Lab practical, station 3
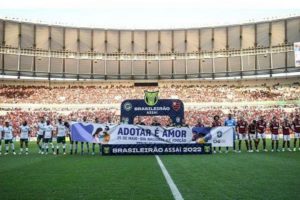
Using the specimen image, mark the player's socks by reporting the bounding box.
[56,148,59,155]
[25,148,28,154]
[275,141,279,151]
[263,139,266,150]
[5,144,9,153]
[20,148,23,154]
[87,143,90,153]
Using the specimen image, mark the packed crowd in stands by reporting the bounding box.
[0,83,300,104]
[1,106,299,135]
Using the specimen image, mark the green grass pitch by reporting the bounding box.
[0,141,300,200]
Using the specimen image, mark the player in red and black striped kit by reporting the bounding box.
[281,118,292,152]
[292,114,300,151]
[269,116,280,152]
[236,116,249,152]
[212,115,222,153]
[256,116,268,152]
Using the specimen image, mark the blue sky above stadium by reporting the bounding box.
[0,0,300,29]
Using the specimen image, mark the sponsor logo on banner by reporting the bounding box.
[172,101,181,111]
[144,91,159,106]
[123,102,132,111]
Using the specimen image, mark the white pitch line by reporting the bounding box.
[155,155,184,200]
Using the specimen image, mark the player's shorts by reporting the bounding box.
[20,138,29,143]
[256,133,266,139]
[57,136,66,144]
[295,133,300,139]
[271,134,279,141]
[248,134,256,140]
[4,139,13,144]
[238,133,248,140]
[283,135,290,141]
[37,135,44,140]
[43,138,51,143]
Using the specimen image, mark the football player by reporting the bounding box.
[248,120,257,152]
[36,117,46,154]
[19,120,31,155]
[269,116,280,152]
[224,114,236,153]
[42,120,54,155]
[80,116,90,155]
[92,127,103,155]
[212,115,222,153]
[3,120,16,155]
[0,120,3,155]
[56,117,67,155]
[281,117,292,152]
[256,116,268,152]
[236,116,249,153]
[292,114,300,151]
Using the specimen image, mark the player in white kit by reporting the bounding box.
[19,121,31,155]
[42,120,54,155]
[36,117,46,153]
[3,121,16,155]
[56,118,67,155]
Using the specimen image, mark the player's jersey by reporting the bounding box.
[195,123,204,127]
[44,125,53,139]
[282,122,291,135]
[212,121,222,127]
[56,123,66,137]
[237,120,248,134]
[292,119,300,133]
[20,125,30,139]
[0,125,3,139]
[37,122,46,136]
[3,126,13,140]
[248,123,256,134]
[225,119,236,127]
[256,120,267,133]
[270,121,280,135]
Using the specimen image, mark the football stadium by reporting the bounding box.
[0,1,300,199]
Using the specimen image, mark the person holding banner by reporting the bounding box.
[256,116,268,152]
[151,117,161,126]
[135,116,145,125]
[212,115,222,153]
[181,118,189,127]
[195,119,204,128]
[166,118,176,127]
[236,116,249,153]
[92,127,103,155]
[80,116,90,155]
[224,114,236,153]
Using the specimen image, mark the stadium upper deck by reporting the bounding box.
[0,16,300,80]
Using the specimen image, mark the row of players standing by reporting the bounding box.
[0,116,111,155]
[195,114,300,153]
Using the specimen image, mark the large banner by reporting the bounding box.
[70,122,233,155]
[295,42,300,67]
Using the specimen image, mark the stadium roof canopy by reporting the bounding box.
[1,0,300,29]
